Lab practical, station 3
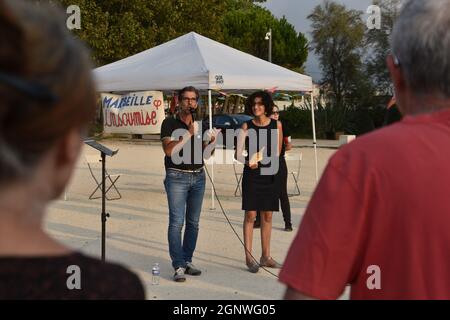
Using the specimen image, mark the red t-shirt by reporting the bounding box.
[279,108,450,300]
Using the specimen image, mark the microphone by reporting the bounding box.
[190,107,197,121]
[188,107,202,139]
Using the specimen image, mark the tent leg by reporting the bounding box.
[208,90,215,210]
[311,93,319,182]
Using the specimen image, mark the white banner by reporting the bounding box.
[101,91,165,134]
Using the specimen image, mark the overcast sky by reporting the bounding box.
[262,0,373,82]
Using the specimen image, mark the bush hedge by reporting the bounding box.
[280,103,387,139]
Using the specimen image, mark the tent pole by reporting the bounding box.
[311,92,319,182]
[208,90,215,210]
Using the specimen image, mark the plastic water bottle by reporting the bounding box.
[152,263,160,285]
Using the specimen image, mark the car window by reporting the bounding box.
[233,115,253,125]
[215,116,232,126]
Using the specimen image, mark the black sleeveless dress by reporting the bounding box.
[241,119,280,211]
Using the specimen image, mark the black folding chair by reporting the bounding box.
[233,158,244,197]
[85,155,122,200]
[285,152,302,197]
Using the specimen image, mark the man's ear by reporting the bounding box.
[387,55,405,93]
[387,55,408,114]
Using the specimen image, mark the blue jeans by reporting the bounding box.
[164,168,206,269]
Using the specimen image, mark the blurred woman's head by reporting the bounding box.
[0,0,96,200]
[270,106,280,121]
[245,91,274,118]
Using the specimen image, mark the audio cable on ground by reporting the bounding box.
[204,165,280,279]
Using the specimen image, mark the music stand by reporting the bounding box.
[84,139,119,261]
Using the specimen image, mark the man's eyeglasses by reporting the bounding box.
[182,97,198,102]
[0,71,58,103]
[273,111,279,115]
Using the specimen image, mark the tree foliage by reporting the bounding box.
[222,6,308,71]
[366,0,403,95]
[45,0,306,72]
[307,0,403,136]
[308,1,366,109]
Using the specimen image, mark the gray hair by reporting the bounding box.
[391,0,450,98]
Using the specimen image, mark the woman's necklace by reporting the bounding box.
[254,116,270,127]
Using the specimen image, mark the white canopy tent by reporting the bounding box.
[94,32,313,92]
[94,32,319,208]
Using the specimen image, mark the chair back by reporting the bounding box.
[284,152,302,178]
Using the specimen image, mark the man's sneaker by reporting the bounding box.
[185,262,202,276]
[173,267,186,282]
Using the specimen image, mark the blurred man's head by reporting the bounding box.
[0,0,96,201]
[388,0,450,115]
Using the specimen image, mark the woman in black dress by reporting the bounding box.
[255,105,293,231]
[236,91,283,273]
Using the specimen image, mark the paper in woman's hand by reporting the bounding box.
[249,146,265,167]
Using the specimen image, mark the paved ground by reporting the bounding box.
[46,139,349,300]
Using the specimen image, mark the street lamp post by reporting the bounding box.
[265,28,272,63]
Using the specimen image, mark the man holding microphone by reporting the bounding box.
[160,86,219,282]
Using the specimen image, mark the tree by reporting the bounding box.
[308,1,366,109]
[366,0,403,95]
[308,1,366,134]
[43,0,306,72]
[222,6,308,71]
[274,17,308,73]
[145,0,229,45]
[49,0,230,65]
[51,0,156,65]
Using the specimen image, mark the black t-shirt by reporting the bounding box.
[0,252,145,300]
[160,114,206,171]
[280,120,291,158]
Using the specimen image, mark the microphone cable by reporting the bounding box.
[203,164,280,279]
